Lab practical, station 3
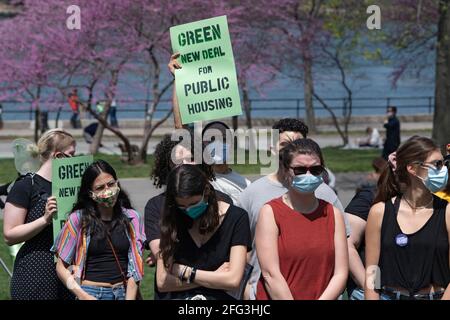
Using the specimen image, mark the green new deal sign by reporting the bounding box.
[52,155,93,241]
[170,15,242,124]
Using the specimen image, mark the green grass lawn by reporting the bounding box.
[0,147,381,184]
[0,221,13,300]
[0,220,155,300]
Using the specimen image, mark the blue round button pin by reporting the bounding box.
[395,233,409,247]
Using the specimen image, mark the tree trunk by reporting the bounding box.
[82,101,135,162]
[89,70,120,154]
[433,0,450,152]
[89,109,108,154]
[313,92,346,145]
[303,56,317,134]
[139,109,173,163]
[241,80,253,129]
[34,108,40,143]
[33,86,42,143]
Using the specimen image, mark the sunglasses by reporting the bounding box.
[414,159,449,171]
[55,152,73,159]
[290,165,324,176]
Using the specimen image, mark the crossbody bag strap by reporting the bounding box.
[106,235,128,288]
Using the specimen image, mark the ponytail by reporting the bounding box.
[373,163,401,203]
[373,136,440,204]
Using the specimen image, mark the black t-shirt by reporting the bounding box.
[345,185,376,293]
[84,220,130,284]
[345,186,376,222]
[144,192,166,248]
[144,190,234,300]
[170,204,252,300]
[6,174,51,212]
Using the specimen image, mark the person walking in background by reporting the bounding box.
[68,89,81,129]
[382,106,400,160]
[255,139,348,300]
[365,136,450,300]
[52,160,145,300]
[156,164,251,300]
[3,129,76,300]
[109,99,119,128]
[96,100,105,114]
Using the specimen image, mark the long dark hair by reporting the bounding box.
[72,160,133,237]
[374,136,440,203]
[160,164,219,267]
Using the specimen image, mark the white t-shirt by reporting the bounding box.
[211,170,251,205]
[369,128,382,146]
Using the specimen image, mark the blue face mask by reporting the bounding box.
[419,166,448,193]
[181,197,209,220]
[207,141,230,164]
[292,174,323,193]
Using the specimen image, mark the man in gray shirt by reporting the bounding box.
[237,119,350,300]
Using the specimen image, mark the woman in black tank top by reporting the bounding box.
[365,136,450,300]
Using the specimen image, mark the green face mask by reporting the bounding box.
[90,186,120,208]
[183,200,209,220]
[179,193,209,220]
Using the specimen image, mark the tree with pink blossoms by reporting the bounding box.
[0,0,278,162]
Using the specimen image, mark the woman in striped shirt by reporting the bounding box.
[52,160,145,300]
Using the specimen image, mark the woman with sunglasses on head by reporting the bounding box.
[156,164,251,300]
[256,138,349,300]
[52,160,145,300]
[3,129,76,300]
[365,136,450,300]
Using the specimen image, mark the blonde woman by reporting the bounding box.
[3,129,76,300]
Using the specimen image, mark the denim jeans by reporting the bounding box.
[81,284,126,300]
[70,112,80,128]
[109,107,118,127]
[349,288,391,300]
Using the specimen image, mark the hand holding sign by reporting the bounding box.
[168,53,182,76]
[170,15,242,125]
[44,196,58,225]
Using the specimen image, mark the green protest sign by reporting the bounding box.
[170,15,242,124]
[52,155,93,241]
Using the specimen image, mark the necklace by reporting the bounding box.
[402,195,433,212]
